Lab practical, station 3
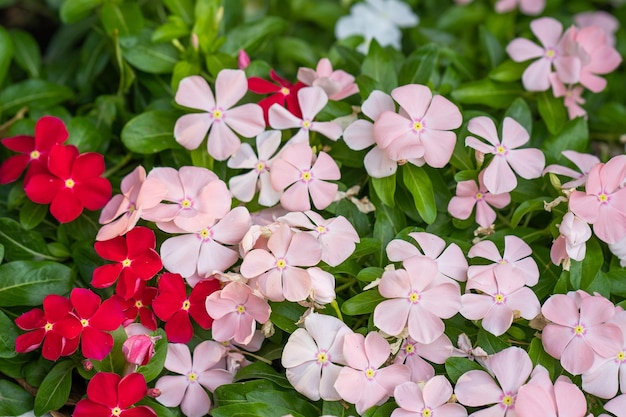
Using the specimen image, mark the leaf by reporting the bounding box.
[10,30,41,78]
[101,2,144,37]
[607,269,626,297]
[357,267,384,282]
[60,0,103,23]
[0,380,34,417]
[341,290,385,316]
[398,44,438,85]
[479,26,504,69]
[19,199,48,230]
[451,79,521,109]
[234,362,291,388]
[246,391,318,417]
[92,326,128,374]
[504,97,532,136]
[136,329,167,382]
[476,328,510,354]
[121,110,181,154]
[206,52,238,78]
[569,237,603,291]
[275,37,317,67]
[120,29,179,74]
[488,60,525,82]
[537,91,567,135]
[269,301,306,333]
[0,244,4,263]
[402,164,437,224]
[211,403,304,417]
[0,218,55,261]
[152,16,190,43]
[445,357,484,383]
[163,0,194,25]
[0,261,73,306]
[351,238,381,259]
[528,338,556,379]
[0,310,18,358]
[371,174,396,207]
[373,203,406,266]
[0,27,14,86]
[66,116,104,152]
[33,360,74,416]
[221,16,287,55]
[510,197,547,228]
[541,117,589,164]
[361,39,398,93]
[136,397,181,417]
[0,79,73,115]
[214,379,281,406]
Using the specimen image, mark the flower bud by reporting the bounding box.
[82,359,93,371]
[147,388,161,398]
[122,334,156,366]
[238,50,250,69]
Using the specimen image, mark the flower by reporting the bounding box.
[74,372,156,417]
[549,74,587,120]
[297,58,359,100]
[465,116,545,194]
[173,71,265,160]
[248,69,304,124]
[448,173,511,228]
[574,25,622,93]
[281,313,353,401]
[603,395,626,417]
[495,0,545,15]
[574,11,619,46]
[393,376,467,417]
[394,335,457,382]
[114,284,158,330]
[543,150,600,189]
[550,212,592,266]
[123,334,157,366]
[24,144,112,223]
[155,341,233,417]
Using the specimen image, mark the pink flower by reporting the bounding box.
[455,347,532,417]
[543,150,600,189]
[297,58,359,100]
[569,155,626,244]
[393,335,457,382]
[237,49,250,69]
[205,281,270,345]
[173,71,265,160]
[123,334,157,366]
[373,258,461,344]
[604,395,626,417]
[495,0,545,15]
[269,86,343,144]
[270,143,340,211]
[240,223,322,302]
[465,116,545,194]
[373,84,462,168]
[506,17,581,91]
[448,173,511,228]
[392,376,467,417]
[574,11,619,46]
[334,331,410,415]
[227,130,282,206]
[155,341,233,417]
[609,235,626,268]
[278,210,359,267]
[550,212,592,266]
[549,74,587,120]
[574,25,622,93]
[281,313,353,401]
[342,90,398,178]
[541,292,623,375]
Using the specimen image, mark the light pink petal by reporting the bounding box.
[502,235,531,262]
[460,294,493,320]
[483,156,517,194]
[475,201,498,228]
[455,370,503,406]
[492,347,532,393]
[374,299,411,336]
[270,159,302,192]
[281,267,312,301]
[228,142,257,169]
[531,17,563,47]
[225,104,265,138]
[516,382,557,417]
[364,331,392,369]
[541,294,578,325]
[373,111,412,150]
[362,90,395,120]
[467,117,500,147]
[465,136,494,154]
[229,170,259,202]
[155,375,188,407]
[420,283,461,318]
[482,304,514,336]
[308,180,338,210]
[207,121,240,161]
[420,129,457,168]
[211,207,251,244]
[215,69,247,110]
[175,76,215,111]
[522,58,551,91]
[501,117,530,149]
[161,235,202,278]
[386,239,420,262]
[394,381,424,412]
[285,231,322,266]
[586,323,623,358]
[448,196,476,221]
[392,84,433,119]
[257,172,282,206]
[304,313,352,355]
[580,296,616,326]
[569,193,600,224]
[417,334,455,364]
[423,95,462,130]
[193,340,226,372]
[198,369,232,392]
[554,56,581,85]
[554,378,587,417]
[605,394,626,417]
[468,240,501,262]
[269,104,302,130]
[408,308,445,344]
[312,151,340,180]
[197,240,239,276]
[165,343,193,374]
[298,86,328,119]
[561,335,595,375]
[582,358,619,399]
[506,38,544,62]
[364,146,398,178]
[180,382,211,417]
[506,287,541,319]
[312,121,343,141]
[541,323,575,360]
[342,333,368,370]
[343,120,375,150]
[422,375,454,407]
[437,244,468,282]
[318,363,344,401]
[282,328,318,368]
[240,249,276,278]
[174,113,212,150]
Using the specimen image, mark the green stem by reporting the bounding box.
[330,299,344,322]
[104,153,133,178]
[235,349,273,365]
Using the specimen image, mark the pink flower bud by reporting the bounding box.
[238,49,250,69]
[147,388,161,398]
[122,334,155,366]
[82,359,93,371]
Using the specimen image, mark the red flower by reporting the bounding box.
[14,295,82,361]
[92,227,163,299]
[152,273,220,343]
[24,144,112,223]
[0,116,68,184]
[248,70,305,124]
[114,283,158,330]
[70,288,125,360]
[73,372,156,417]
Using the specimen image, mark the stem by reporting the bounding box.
[330,299,344,322]
[103,153,133,178]
[235,349,273,365]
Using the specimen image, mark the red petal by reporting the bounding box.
[15,308,45,330]
[35,116,69,150]
[47,144,78,179]
[0,154,30,183]
[129,250,162,280]
[54,316,83,339]
[121,406,157,417]
[139,308,157,331]
[90,298,124,331]
[189,279,221,329]
[92,263,124,288]
[15,330,45,353]
[41,331,64,361]
[117,269,142,300]
[43,295,74,322]
[152,273,187,321]
[60,334,80,356]
[1,135,34,152]
[126,227,157,256]
[87,372,120,407]
[71,288,101,319]
[75,177,112,210]
[72,152,105,180]
[81,326,114,360]
[50,188,84,223]
[95,236,129,261]
[164,310,193,343]
[118,373,147,409]
[141,287,158,305]
[248,77,280,94]
[24,174,62,204]
[73,399,112,417]
[269,69,293,87]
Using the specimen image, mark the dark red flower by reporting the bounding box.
[73,372,156,417]
[14,294,82,361]
[0,116,68,184]
[248,70,304,124]
[114,283,158,330]
[70,288,125,360]
[92,227,163,300]
[152,273,220,343]
[24,144,112,223]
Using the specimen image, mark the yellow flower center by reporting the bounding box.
[598,193,608,203]
[111,407,122,416]
[494,293,505,304]
[212,109,223,120]
[302,120,311,129]
[412,120,423,132]
[574,324,585,336]
[199,229,211,239]
[182,300,191,311]
[301,171,312,182]
[188,372,198,382]
[30,150,40,160]
[496,145,506,155]
[135,300,143,308]
[365,368,376,380]
[475,192,483,200]
[276,258,287,270]
[315,225,326,234]
[180,198,192,209]
[499,259,508,265]
[65,178,75,188]
[422,407,432,417]
[317,351,328,364]
[122,258,132,268]
[80,319,89,327]
[404,343,415,354]
[545,48,556,58]
[236,304,246,314]
[280,87,290,96]
[408,291,420,304]
[255,162,266,172]
[502,395,514,407]
[617,351,625,362]
[44,322,53,332]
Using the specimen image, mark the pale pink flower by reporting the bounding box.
[392,376,467,417]
[516,365,590,417]
[569,155,626,244]
[604,394,626,417]
[269,86,343,144]
[297,58,359,101]
[373,84,462,168]
[237,49,250,69]
[307,267,336,305]
[173,71,265,160]
[455,347,532,417]
[541,292,623,375]
[447,173,511,228]
[278,211,359,267]
[467,235,539,287]
[239,223,322,302]
[281,313,353,401]
[97,166,167,241]
[334,332,410,415]
[574,25,622,93]
[142,166,232,233]
[373,258,461,344]
[609,235,626,268]
[574,11,619,46]
[550,211,592,265]
[205,281,270,345]
[543,150,600,189]
[461,267,540,336]
[465,116,545,194]
[549,74,586,120]
[386,231,468,285]
[454,334,490,369]
[394,335,457,382]
[160,207,251,279]
[270,143,340,211]
[155,341,233,417]
[506,17,581,91]
[343,90,397,178]
[495,0,545,15]
[227,130,282,206]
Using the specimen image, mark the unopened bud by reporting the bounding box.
[122,334,156,366]
[147,388,161,398]
[261,320,275,338]
[238,50,250,69]
[191,33,199,51]
[474,150,485,167]
[82,359,93,371]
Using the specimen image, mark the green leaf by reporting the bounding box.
[136,329,167,383]
[24,357,54,388]
[371,174,396,207]
[445,357,484,383]
[33,360,74,416]
[479,26,504,69]
[0,79,73,115]
[402,164,437,224]
[451,79,521,109]
[246,390,318,417]
[101,2,144,37]
[92,326,128,374]
[10,30,41,78]
[0,218,55,261]
[398,44,438,85]
[214,379,282,406]
[361,39,398,93]
[152,16,190,43]
[351,238,381,258]
[537,91,567,135]
[192,0,221,54]
[120,29,179,74]
[0,261,73,306]
[362,402,397,417]
[586,270,611,298]
[607,269,626,297]
[171,60,201,92]
[121,110,181,154]
[269,301,307,333]
[66,116,104,152]
[0,27,14,86]
[504,97,532,136]
[569,237,603,291]
[373,203,406,266]
[357,267,384,283]
[0,244,4,263]
[136,397,181,417]
[542,117,589,164]
[163,0,194,25]
[0,310,18,358]
[342,290,385,316]
[276,37,317,67]
[510,197,547,228]
[234,362,291,388]
[488,60,525,82]
[206,52,238,78]
[19,199,48,230]
[60,0,103,23]
[221,16,287,55]
[211,403,304,417]
[0,380,34,417]
[476,328,510,354]
[528,338,556,378]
